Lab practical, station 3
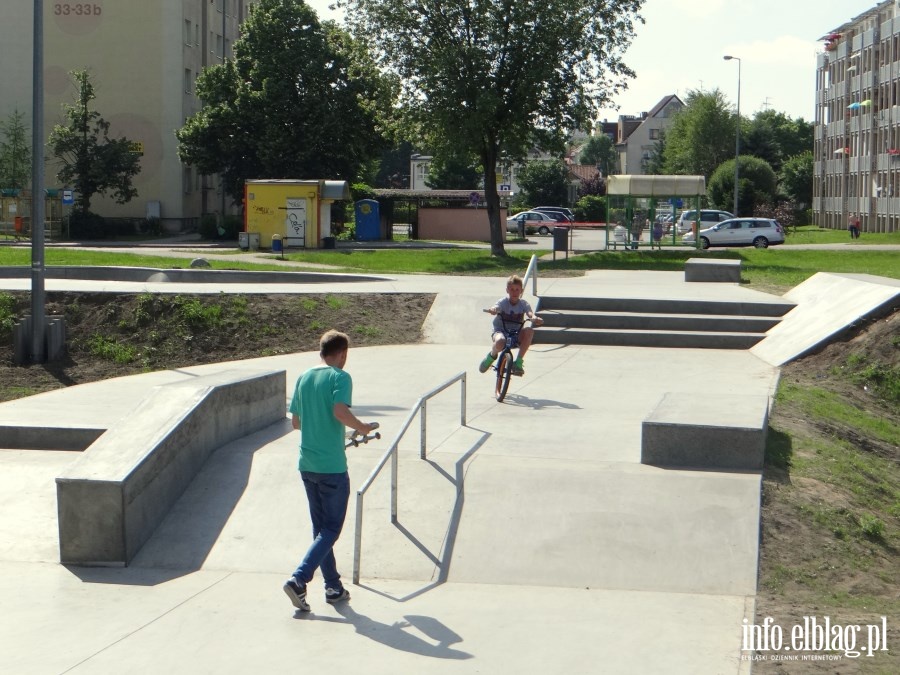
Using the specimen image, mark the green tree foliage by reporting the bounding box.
[708,155,777,216]
[425,151,481,190]
[742,110,813,174]
[579,134,618,176]
[0,109,31,190]
[373,140,414,188]
[662,89,736,180]
[338,0,645,255]
[779,150,813,207]
[574,194,606,222]
[47,70,141,214]
[177,0,390,204]
[517,160,570,207]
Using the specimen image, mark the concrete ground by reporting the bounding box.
[1,258,898,674]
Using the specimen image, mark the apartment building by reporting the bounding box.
[0,1,255,229]
[815,0,900,233]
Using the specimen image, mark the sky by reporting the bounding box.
[306,0,879,123]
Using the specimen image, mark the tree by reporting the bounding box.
[425,150,482,190]
[662,89,736,180]
[517,160,570,206]
[579,134,617,176]
[707,155,777,216]
[742,110,813,174]
[779,150,813,207]
[47,70,141,214]
[339,0,644,255]
[0,109,31,190]
[177,0,390,205]
[576,171,606,197]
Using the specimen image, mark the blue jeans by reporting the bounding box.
[292,471,350,589]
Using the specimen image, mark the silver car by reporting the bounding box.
[506,210,557,236]
[682,217,785,249]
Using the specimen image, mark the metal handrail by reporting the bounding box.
[521,253,538,295]
[352,371,467,584]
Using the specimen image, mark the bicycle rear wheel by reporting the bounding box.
[494,351,513,402]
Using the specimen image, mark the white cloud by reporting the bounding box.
[668,0,727,17]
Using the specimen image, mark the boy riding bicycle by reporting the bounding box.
[479,274,543,376]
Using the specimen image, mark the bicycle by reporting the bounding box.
[482,310,535,403]
[345,422,381,448]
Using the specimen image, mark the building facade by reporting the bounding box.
[0,1,256,230]
[816,0,900,233]
[614,95,683,176]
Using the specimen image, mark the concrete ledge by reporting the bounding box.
[641,392,769,471]
[684,258,741,283]
[56,369,286,565]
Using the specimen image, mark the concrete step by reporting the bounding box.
[538,309,780,334]
[533,327,764,349]
[536,295,794,318]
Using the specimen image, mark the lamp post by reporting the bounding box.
[724,55,741,216]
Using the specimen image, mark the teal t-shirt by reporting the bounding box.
[288,365,353,473]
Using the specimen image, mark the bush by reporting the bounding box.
[68,211,107,239]
[574,195,607,222]
[199,214,241,240]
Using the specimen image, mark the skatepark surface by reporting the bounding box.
[1,263,898,675]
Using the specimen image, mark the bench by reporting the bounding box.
[684,257,742,283]
[641,392,769,471]
[56,369,286,565]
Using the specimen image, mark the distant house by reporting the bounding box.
[614,95,684,175]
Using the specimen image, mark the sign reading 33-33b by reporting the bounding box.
[285,198,306,246]
[53,3,104,36]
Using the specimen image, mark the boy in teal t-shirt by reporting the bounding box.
[283,330,376,613]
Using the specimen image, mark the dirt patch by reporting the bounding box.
[0,292,435,401]
[753,307,900,673]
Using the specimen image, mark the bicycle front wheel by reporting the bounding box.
[494,351,513,402]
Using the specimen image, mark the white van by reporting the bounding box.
[675,209,734,233]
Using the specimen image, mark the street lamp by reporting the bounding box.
[724,55,741,216]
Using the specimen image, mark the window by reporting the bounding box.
[184,69,192,94]
[649,128,660,140]
[184,20,191,46]
[216,34,224,59]
[183,167,193,194]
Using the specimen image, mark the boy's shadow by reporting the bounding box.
[295,604,472,660]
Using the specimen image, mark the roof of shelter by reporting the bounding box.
[373,189,486,200]
[607,175,705,196]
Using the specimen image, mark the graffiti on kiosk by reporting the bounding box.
[252,204,274,216]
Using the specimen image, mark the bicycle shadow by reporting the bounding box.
[501,393,581,410]
[295,604,472,660]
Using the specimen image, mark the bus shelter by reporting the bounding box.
[605,175,705,250]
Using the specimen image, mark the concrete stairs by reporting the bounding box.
[534,296,795,349]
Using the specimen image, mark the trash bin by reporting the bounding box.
[552,226,569,260]
[271,234,283,253]
[552,226,569,251]
[322,236,336,249]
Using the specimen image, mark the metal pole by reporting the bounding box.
[220,0,227,222]
[419,399,427,459]
[30,0,46,363]
[724,55,741,216]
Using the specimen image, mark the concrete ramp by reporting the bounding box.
[752,273,900,366]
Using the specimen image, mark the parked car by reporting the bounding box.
[533,206,575,222]
[506,210,557,235]
[675,209,734,233]
[682,217,785,249]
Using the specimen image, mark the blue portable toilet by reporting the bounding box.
[354,199,380,241]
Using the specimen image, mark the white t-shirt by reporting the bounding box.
[492,297,532,333]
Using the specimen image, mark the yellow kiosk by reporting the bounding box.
[243,179,351,249]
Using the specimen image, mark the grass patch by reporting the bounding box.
[325,295,346,310]
[86,334,136,364]
[0,292,15,335]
